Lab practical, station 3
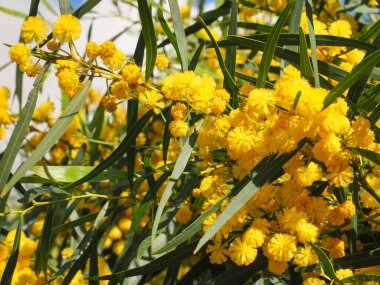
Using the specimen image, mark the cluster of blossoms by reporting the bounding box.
[3,1,380,284]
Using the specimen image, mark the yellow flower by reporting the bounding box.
[100,41,116,60]
[118,218,132,233]
[122,64,142,87]
[102,95,118,112]
[206,240,229,264]
[169,119,189,138]
[155,54,169,71]
[102,49,127,71]
[303,277,326,285]
[336,269,353,281]
[111,80,131,100]
[242,228,265,248]
[277,207,308,234]
[57,68,81,98]
[109,226,123,240]
[266,234,297,262]
[20,60,41,77]
[47,39,59,51]
[293,245,319,267]
[295,221,319,243]
[328,20,352,38]
[12,267,37,285]
[61,247,74,259]
[268,259,288,275]
[175,205,192,224]
[138,90,165,114]
[171,103,187,120]
[294,162,322,187]
[86,42,101,58]
[21,16,49,44]
[226,126,255,160]
[9,43,31,65]
[228,237,258,266]
[53,14,81,43]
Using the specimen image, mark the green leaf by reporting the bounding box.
[167,0,188,70]
[137,0,157,81]
[225,0,238,108]
[35,205,53,278]
[46,202,109,284]
[89,243,196,281]
[62,110,153,189]
[310,244,339,282]
[131,172,171,232]
[235,72,274,88]
[0,219,22,285]
[158,1,231,48]
[151,120,204,244]
[360,178,380,205]
[256,0,294,88]
[0,67,47,198]
[18,185,69,205]
[341,275,380,283]
[223,36,348,83]
[29,166,128,184]
[0,6,28,18]
[157,8,183,68]
[324,49,380,109]
[189,40,205,71]
[162,107,172,164]
[198,17,237,92]
[29,0,40,16]
[154,154,277,254]
[305,0,320,87]
[73,0,101,18]
[58,0,71,14]
[348,147,380,165]
[195,139,306,253]
[4,80,92,195]
[298,28,315,84]
[126,100,139,191]
[139,177,197,258]
[89,233,99,285]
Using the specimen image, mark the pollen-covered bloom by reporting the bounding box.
[138,90,165,114]
[9,43,31,65]
[53,14,81,43]
[21,16,49,44]
[228,237,258,266]
[169,119,189,138]
[155,54,169,71]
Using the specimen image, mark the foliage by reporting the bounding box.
[0,0,380,284]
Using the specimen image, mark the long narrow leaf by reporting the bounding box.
[256,0,294,88]
[4,80,92,195]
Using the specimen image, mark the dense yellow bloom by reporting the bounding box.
[155,54,169,71]
[295,221,319,243]
[57,68,81,98]
[21,16,49,44]
[9,43,31,65]
[139,90,165,114]
[293,245,319,267]
[86,42,101,58]
[169,119,189,138]
[294,162,322,187]
[111,80,131,100]
[247,88,274,117]
[303,278,326,285]
[102,95,118,112]
[109,226,123,240]
[277,207,308,234]
[228,237,258,266]
[171,103,187,120]
[175,205,192,224]
[206,241,228,264]
[328,20,352,38]
[102,49,127,71]
[53,14,81,43]
[226,126,255,159]
[268,259,288,275]
[122,64,141,87]
[266,234,297,262]
[336,269,353,280]
[243,228,265,248]
[33,101,54,122]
